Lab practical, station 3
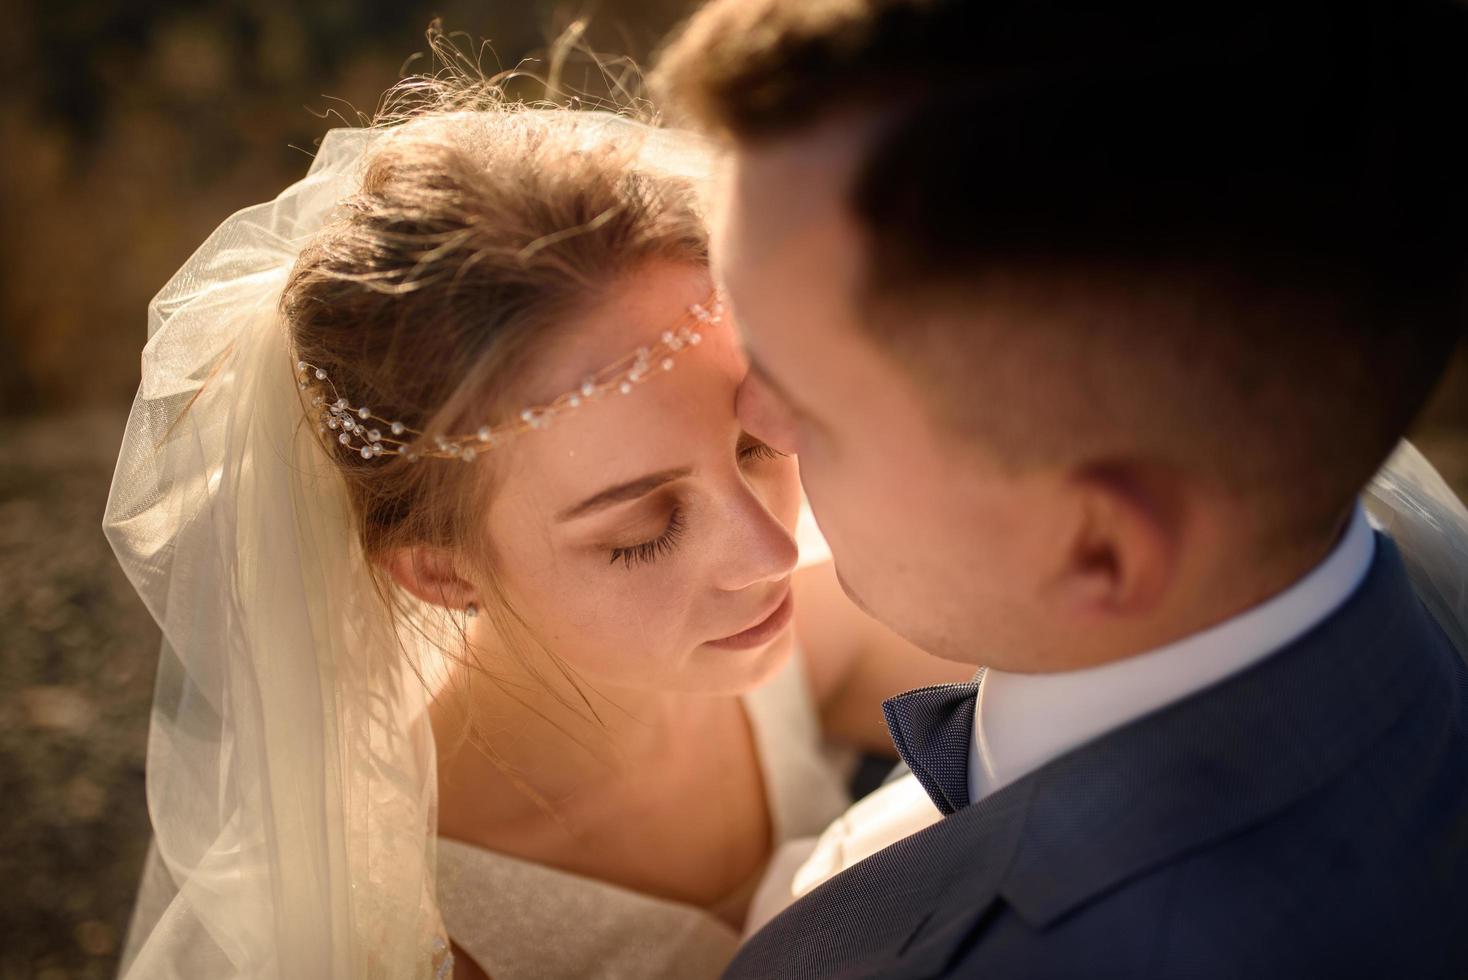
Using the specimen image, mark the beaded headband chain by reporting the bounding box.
[296,293,724,462]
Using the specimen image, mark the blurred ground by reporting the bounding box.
[0,413,159,980]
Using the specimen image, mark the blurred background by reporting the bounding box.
[3,3,1468,978]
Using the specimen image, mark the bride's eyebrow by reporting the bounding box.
[556,467,693,522]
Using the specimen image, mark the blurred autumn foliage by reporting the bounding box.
[0,0,696,415]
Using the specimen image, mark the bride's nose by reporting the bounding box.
[712,486,799,593]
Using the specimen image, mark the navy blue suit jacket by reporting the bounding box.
[727,534,1468,978]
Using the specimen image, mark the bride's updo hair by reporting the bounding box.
[281,85,707,638]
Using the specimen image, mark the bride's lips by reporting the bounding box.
[705,587,795,650]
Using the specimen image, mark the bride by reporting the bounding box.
[103,88,970,979]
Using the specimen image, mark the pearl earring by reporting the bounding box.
[464,602,478,618]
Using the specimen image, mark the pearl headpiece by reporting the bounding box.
[296,293,723,462]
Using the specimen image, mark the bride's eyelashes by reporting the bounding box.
[603,443,787,570]
[738,440,788,464]
[609,507,687,569]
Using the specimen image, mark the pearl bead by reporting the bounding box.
[477,426,492,442]
[315,369,326,380]
[661,358,674,371]
[338,433,350,445]
[461,447,477,462]
[359,445,373,459]
[619,381,633,395]
[367,429,381,442]
[390,421,405,435]
[358,407,370,419]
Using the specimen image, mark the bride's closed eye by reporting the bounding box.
[738,441,787,464]
[609,507,687,568]
[605,441,788,570]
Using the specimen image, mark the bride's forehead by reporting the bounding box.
[525,295,739,403]
[501,332,741,485]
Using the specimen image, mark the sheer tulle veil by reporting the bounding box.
[1364,441,1468,656]
[102,111,715,979]
[102,107,1468,978]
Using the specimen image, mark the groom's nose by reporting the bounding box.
[736,369,799,455]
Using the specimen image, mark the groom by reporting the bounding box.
[659,1,1468,976]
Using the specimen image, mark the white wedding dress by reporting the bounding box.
[437,647,853,980]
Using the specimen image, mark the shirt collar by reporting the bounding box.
[969,503,1377,803]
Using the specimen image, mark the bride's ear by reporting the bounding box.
[381,545,479,612]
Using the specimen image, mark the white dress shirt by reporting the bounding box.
[968,503,1377,803]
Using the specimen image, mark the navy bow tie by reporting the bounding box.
[882,680,983,816]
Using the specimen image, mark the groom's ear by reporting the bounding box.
[381,545,479,612]
[1046,464,1179,619]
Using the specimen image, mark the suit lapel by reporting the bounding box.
[831,779,1036,979]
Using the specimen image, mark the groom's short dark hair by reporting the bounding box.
[659,0,1468,546]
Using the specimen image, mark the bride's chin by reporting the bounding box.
[687,629,797,697]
